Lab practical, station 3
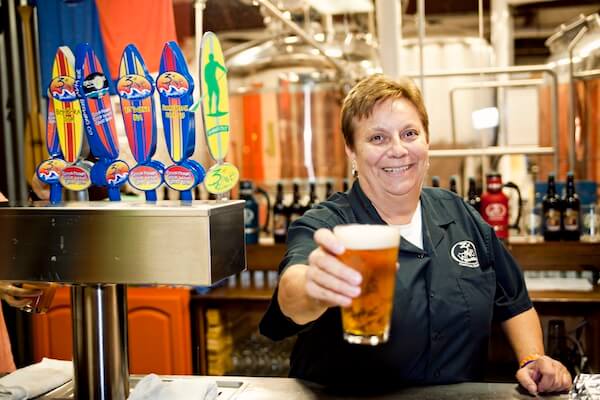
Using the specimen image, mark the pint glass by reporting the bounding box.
[333,224,400,345]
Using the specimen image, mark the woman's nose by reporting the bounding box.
[388,137,408,157]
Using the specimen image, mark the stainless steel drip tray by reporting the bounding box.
[0,200,246,285]
[38,376,247,400]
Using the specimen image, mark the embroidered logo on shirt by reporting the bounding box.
[450,241,480,268]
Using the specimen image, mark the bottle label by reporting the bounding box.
[545,209,561,232]
[563,209,579,231]
[484,203,507,221]
[273,213,287,236]
[244,208,257,234]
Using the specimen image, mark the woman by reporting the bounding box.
[0,192,43,373]
[260,74,571,394]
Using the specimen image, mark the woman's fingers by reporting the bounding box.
[314,228,345,255]
[305,238,362,308]
[308,248,361,286]
[1,294,33,309]
[0,283,42,298]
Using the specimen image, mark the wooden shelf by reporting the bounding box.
[246,241,600,272]
[193,286,273,301]
[529,288,600,303]
[507,241,600,271]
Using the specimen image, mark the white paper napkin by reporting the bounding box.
[0,358,72,399]
[128,374,218,400]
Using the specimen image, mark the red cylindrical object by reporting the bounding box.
[480,173,509,239]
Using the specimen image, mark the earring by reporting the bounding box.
[351,159,358,178]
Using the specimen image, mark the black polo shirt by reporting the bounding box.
[259,180,532,388]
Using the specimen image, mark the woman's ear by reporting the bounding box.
[345,145,355,160]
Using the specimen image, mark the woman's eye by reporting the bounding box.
[370,135,384,143]
[403,129,419,139]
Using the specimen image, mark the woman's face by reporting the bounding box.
[347,97,429,202]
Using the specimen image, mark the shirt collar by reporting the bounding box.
[348,181,455,251]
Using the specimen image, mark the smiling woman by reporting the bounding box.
[259,74,573,395]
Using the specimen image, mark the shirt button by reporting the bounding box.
[417,253,425,259]
[433,331,440,341]
[430,292,435,299]
[434,369,441,378]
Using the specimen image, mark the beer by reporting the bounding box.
[334,224,400,345]
[466,177,481,213]
[288,182,304,224]
[449,175,459,194]
[273,182,288,244]
[562,172,580,241]
[543,173,562,241]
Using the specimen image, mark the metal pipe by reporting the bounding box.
[574,69,600,80]
[194,0,206,86]
[408,65,560,173]
[451,78,545,90]
[72,284,129,400]
[417,0,425,96]
[7,0,27,201]
[253,0,345,76]
[0,31,16,201]
[449,78,545,144]
[375,0,403,77]
[567,26,587,176]
[430,146,555,158]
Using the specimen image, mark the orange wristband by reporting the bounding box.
[519,353,542,369]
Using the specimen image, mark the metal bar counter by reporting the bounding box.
[40,376,568,400]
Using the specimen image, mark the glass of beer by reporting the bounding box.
[333,224,400,345]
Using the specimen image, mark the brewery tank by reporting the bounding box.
[541,13,600,183]
[224,4,380,185]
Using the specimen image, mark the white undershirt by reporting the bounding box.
[391,201,423,250]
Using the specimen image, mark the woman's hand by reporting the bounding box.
[516,355,572,395]
[0,283,43,309]
[304,228,362,308]
[31,174,50,201]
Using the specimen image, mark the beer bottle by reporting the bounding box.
[547,320,575,376]
[240,181,259,245]
[289,182,304,224]
[272,182,288,244]
[542,173,562,241]
[466,177,481,213]
[325,180,334,200]
[306,182,318,210]
[449,175,459,194]
[431,176,440,188]
[562,172,580,241]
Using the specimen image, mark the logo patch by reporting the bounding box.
[451,241,480,268]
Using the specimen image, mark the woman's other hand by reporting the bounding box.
[0,283,42,309]
[516,355,572,395]
[31,174,50,201]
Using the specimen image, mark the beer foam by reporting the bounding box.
[333,224,400,250]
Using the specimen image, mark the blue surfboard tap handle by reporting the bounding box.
[146,190,158,202]
[49,183,62,204]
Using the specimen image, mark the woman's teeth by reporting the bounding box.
[383,165,410,173]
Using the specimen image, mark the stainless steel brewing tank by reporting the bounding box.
[0,200,246,285]
[225,33,380,183]
[540,13,600,182]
